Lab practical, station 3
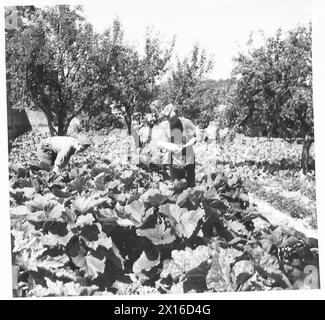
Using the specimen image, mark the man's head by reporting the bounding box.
[159,103,178,122]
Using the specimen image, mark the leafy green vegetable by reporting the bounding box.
[9,129,318,296]
[137,221,176,245]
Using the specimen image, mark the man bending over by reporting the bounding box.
[37,135,91,174]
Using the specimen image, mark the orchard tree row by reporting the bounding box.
[6,5,313,170]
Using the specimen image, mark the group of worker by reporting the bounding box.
[36,103,197,187]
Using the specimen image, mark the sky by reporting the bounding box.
[80,0,312,80]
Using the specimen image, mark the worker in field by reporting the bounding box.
[131,101,161,150]
[156,103,197,187]
[37,135,91,174]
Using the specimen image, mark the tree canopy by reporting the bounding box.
[6,4,313,163]
[159,45,214,122]
[6,6,175,135]
[230,24,313,139]
[6,6,113,135]
[106,21,175,133]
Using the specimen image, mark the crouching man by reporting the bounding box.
[37,136,91,174]
[156,103,197,187]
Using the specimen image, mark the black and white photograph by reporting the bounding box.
[3,0,323,298]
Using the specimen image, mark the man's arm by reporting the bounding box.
[156,123,183,153]
[157,140,183,152]
[182,137,196,148]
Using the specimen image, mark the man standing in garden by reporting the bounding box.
[37,135,91,174]
[156,103,197,187]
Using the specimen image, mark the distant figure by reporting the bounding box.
[131,102,161,150]
[37,136,91,174]
[156,103,196,187]
[203,120,218,143]
[67,117,81,135]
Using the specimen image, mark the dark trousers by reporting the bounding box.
[169,163,196,187]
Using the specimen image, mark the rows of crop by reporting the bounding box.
[9,131,319,296]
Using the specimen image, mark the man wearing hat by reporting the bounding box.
[37,135,91,174]
[156,103,197,187]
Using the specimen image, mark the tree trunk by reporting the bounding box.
[57,118,67,136]
[124,113,132,135]
[301,135,313,173]
[127,123,131,135]
[122,104,133,135]
[45,112,56,137]
[58,127,67,136]
[57,105,67,136]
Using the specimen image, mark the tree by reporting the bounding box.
[196,78,237,128]
[6,5,114,136]
[159,44,214,121]
[106,22,175,134]
[230,24,313,171]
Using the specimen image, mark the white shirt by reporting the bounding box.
[44,136,81,169]
[156,118,196,166]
